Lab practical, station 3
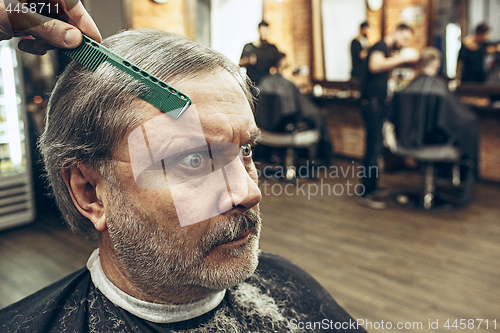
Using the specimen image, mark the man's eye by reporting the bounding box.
[163,151,212,186]
[240,144,253,158]
[179,153,208,169]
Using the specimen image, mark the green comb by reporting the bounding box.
[60,34,191,118]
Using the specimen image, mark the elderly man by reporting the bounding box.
[0,29,365,332]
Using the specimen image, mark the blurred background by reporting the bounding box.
[0,1,499,332]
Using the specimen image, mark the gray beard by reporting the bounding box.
[104,174,262,302]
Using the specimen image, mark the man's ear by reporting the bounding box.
[61,164,107,232]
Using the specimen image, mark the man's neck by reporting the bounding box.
[87,249,226,323]
[98,232,218,304]
[464,35,480,50]
[421,66,438,77]
[253,40,268,48]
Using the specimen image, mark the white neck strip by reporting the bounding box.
[87,249,226,323]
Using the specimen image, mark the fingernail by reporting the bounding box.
[64,29,81,47]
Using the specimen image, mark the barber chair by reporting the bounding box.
[383,121,472,210]
[255,93,320,180]
[385,77,477,209]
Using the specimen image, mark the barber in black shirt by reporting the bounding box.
[350,21,370,82]
[457,23,500,83]
[239,20,280,85]
[357,23,419,210]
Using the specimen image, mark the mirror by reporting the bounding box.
[311,0,369,84]
[320,0,367,82]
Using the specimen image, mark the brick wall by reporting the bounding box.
[131,0,186,36]
[366,0,431,50]
[128,0,433,84]
[478,118,500,182]
[325,100,366,159]
[291,0,313,88]
[262,0,311,88]
[367,6,383,46]
[384,0,430,50]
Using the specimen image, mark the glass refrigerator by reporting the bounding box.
[0,39,35,230]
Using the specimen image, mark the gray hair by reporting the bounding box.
[39,29,256,236]
[418,46,442,70]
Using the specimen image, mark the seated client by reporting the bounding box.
[390,47,478,205]
[0,29,365,332]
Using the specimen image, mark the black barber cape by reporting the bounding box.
[257,73,323,129]
[256,73,333,164]
[0,252,366,332]
[390,74,478,167]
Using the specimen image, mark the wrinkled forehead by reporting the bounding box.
[130,69,256,148]
[194,75,255,142]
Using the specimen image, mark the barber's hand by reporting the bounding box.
[448,79,460,91]
[0,0,101,55]
[400,48,420,63]
[249,53,257,65]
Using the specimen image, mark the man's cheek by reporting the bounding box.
[170,171,234,227]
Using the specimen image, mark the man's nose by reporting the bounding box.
[234,171,261,210]
[218,159,261,212]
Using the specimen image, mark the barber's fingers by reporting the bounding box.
[13,14,81,54]
[60,0,101,43]
[3,0,101,54]
[19,0,101,45]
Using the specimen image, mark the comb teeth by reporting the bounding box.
[158,98,190,118]
[144,89,189,116]
[61,40,109,71]
[59,35,191,118]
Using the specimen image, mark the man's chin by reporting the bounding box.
[199,235,260,289]
[205,229,260,264]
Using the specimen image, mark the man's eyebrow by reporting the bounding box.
[248,128,262,144]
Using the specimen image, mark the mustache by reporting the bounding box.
[200,210,261,254]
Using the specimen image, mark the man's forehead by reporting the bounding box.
[136,69,249,117]
[125,72,255,155]
[183,69,250,109]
